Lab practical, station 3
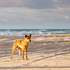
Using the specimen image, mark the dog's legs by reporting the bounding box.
[10,44,17,59]
[16,46,21,59]
[22,48,24,60]
[25,48,28,60]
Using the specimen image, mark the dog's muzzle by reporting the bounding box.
[30,40,31,42]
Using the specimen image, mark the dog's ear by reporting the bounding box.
[25,34,27,37]
[30,34,31,37]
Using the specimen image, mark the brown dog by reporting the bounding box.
[10,34,31,60]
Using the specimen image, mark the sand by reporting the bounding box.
[0,34,70,70]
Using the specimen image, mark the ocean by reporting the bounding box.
[0,29,70,36]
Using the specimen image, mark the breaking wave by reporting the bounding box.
[0,29,69,36]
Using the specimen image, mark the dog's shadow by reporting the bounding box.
[28,40,70,63]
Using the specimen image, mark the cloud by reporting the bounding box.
[52,0,59,3]
[0,0,70,24]
[64,15,70,19]
[0,7,70,24]
[1,19,8,22]
[0,0,59,9]
[0,0,70,13]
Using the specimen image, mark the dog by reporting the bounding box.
[10,34,31,60]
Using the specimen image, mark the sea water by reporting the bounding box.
[0,29,70,36]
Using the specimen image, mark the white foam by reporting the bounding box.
[0,29,68,36]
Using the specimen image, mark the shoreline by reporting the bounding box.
[0,34,70,38]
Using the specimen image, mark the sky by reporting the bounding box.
[0,0,70,29]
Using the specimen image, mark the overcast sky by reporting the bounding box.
[0,0,70,29]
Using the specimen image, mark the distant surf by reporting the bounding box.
[0,29,70,36]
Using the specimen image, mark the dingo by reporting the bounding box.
[10,34,31,60]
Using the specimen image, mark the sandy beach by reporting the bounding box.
[0,34,70,70]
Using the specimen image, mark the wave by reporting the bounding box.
[0,29,69,36]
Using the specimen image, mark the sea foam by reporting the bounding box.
[0,29,69,36]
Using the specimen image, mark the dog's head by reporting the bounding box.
[25,34,31,42]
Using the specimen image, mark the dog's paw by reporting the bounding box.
[10,57,12,59]
[22,58,24,60]
[26,58,29,60]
